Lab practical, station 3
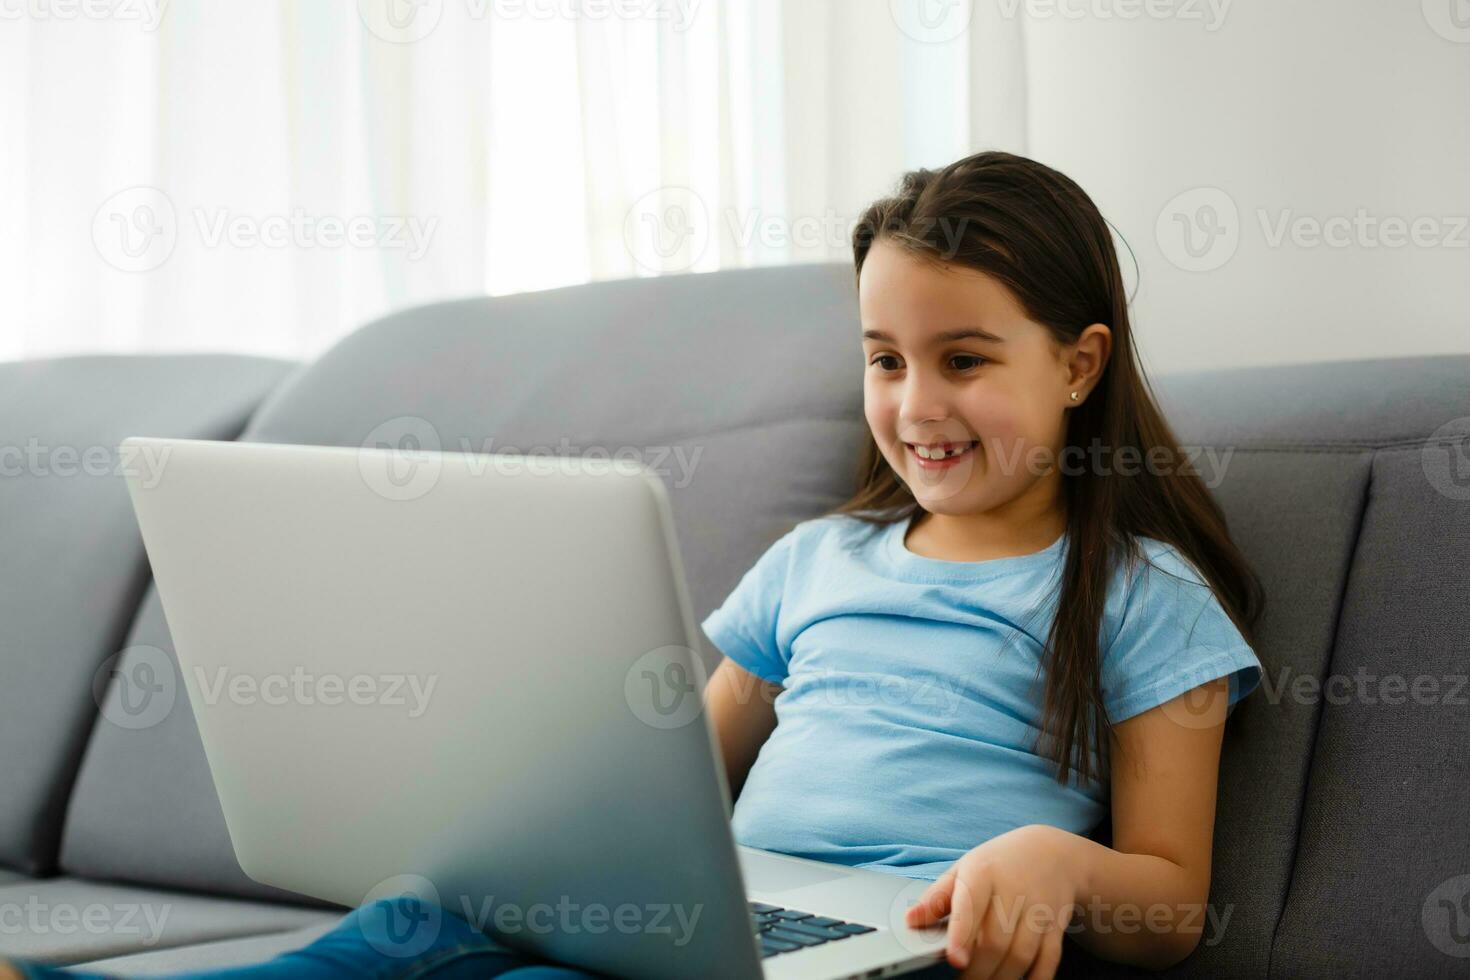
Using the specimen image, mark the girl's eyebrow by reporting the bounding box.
[861,326,1004,344]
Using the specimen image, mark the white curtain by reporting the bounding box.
[0,0,1023,364]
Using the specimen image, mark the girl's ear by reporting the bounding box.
[1065,323,1112,401]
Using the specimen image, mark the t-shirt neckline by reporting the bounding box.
[877,513,1067,584]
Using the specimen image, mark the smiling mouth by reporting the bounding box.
[904,440,978,467]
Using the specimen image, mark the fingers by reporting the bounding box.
[1027,929,1064,980]
[958,892,1009,978]
[905,866,957,927]
[991,909,1043,980]
[959,899,1065,980]
[946,868,991,970]
[906,867,1066,980]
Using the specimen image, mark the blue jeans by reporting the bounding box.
[12,896,959,979]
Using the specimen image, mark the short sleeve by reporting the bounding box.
[1101,545,1263,725]
[699,524,803,685]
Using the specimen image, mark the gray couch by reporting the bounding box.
[1,263,1467,978]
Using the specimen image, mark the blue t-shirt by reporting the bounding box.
[700,513,1262,882]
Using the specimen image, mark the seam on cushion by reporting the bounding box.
[663,413,866,448]
[1179,433,1467,453]
[52,407,263,883]
[1264,448,1375,980]
[392,414,869,463]
[661,428,1453,456]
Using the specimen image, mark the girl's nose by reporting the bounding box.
[898,373,952,429]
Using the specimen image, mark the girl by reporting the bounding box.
[6,150,1263,980]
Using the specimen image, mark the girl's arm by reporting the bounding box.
[908,676,1233,976]
[703,656,782,801]
[1047,674,1231,969]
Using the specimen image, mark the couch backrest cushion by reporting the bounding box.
[0,354,294,874]
[1061,355,1470,978]
[1255,360,1470,977]
[59,263,870,898]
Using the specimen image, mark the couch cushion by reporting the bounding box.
[67,921,338,976]
[0,355,295,875]
[60,264,869,897]
[1060,355,1470,978]
[0,878,337,966]
[1271,436,1470,975]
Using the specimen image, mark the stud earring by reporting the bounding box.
[1070,391,1080,402]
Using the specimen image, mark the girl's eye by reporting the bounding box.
[949,354,986,370]
[871,354,901,371]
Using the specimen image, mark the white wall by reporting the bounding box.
[1018,0,1470,374]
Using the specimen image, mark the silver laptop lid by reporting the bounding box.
[121,436,763,980]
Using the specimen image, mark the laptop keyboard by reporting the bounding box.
[750,901,877,958]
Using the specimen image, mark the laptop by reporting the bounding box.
[120,436,949,980]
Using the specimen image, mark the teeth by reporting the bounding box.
[913,442,972,460]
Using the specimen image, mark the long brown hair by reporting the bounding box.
[835,151,1263,789]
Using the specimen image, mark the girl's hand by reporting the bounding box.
[905,824,1082,980]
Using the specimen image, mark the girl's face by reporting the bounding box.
[858,239,1106,519]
